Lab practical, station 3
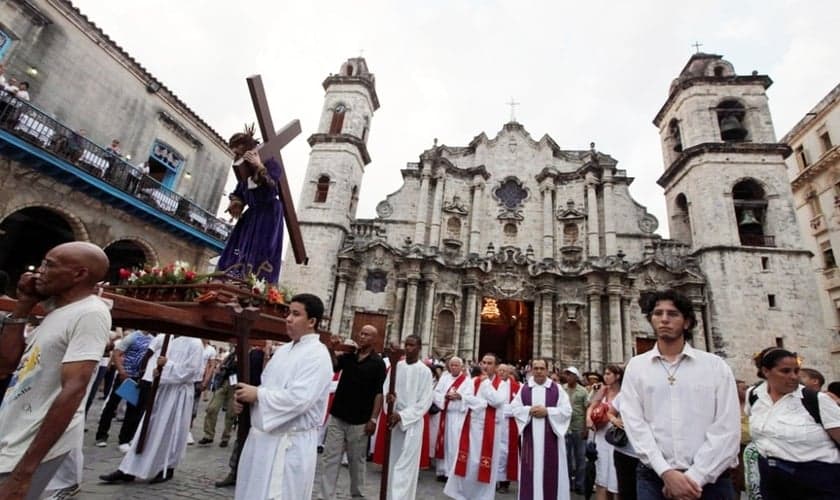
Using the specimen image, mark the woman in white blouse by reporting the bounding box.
[745,347,840,499]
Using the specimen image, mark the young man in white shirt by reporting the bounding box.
[621,289,740,500]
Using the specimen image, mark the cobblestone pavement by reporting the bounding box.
[71,396,587,499]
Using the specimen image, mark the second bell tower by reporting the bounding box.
[280,57,379,309]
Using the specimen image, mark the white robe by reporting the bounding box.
[432,371,466,476]
[384,360,434,500]
[235,333,332,500]
[120,336,204,479]
[510,379,572,500]
[443,375,509,500]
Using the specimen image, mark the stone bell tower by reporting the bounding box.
[280,57,379,311]
[653,52,828,377]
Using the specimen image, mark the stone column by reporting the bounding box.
[414,168,432,245]
[692,302,708,351]
[587,287,603,372]
[461,286,478,360]
[586,175,601,257]
[420,277,437,348]
[621,297,633,360]
[541,181,555,260]
[540,290,554,357]
[401,275,420,339]
[603,178,617,255]
[329,273,349,335]
[428,173,445,250]
[607,284,623,363]
[392,278,406,342]
[468,178,485,255]
[533,295,543,360]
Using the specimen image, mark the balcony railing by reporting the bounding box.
[739,233,776,247]
[0,91,230,243]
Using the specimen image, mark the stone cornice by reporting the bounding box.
[654,74,773,127]
[790,146,840,191]
[307,133,371,165]
[322,74,380,110]
[657,142,791,187]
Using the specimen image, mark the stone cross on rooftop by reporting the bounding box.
[246,74,308,265]
[692,41,703,53]
[507,97,520,123]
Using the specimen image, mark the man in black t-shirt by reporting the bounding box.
[318,325,386,500]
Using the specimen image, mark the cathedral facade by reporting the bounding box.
[281,55,833,379]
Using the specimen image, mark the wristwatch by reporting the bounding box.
[0,312,28,328]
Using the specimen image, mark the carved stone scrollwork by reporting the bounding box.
[443,195,469,215]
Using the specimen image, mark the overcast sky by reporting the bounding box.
[73,0,840,240]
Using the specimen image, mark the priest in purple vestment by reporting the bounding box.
[510,359,572,500]
[217,126,284,283]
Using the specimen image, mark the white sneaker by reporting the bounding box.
[95,441,107,448]
[187,432,195,445]
[118,443,131,453]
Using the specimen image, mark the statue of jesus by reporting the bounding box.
[216,125,284,283]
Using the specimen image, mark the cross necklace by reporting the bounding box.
[658,356,684,385]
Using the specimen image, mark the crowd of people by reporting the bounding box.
[0,242,837,499]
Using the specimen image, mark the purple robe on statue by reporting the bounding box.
[217,157,284,283]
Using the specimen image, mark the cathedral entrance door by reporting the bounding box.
[478,298,534,364]
[351,311,387,353]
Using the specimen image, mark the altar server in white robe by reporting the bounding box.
[233,294,333,500]
[510,358,572,500]
[432,357,467,481]
[101,335,204,483]
[443,353,509,500]
[383,334,434,500]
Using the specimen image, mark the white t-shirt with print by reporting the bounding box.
[0,295,111,472]
[194,344,217,382]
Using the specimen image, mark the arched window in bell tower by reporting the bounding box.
[674,193,692,245]
[733,179,772,247]
[669,119,683,152]
[329,104,346,135]
[314,175,330,203]
[717,100,748,142]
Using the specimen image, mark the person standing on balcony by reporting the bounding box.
[216,125,284,283]
[15,82,30,102]
[103,139,121,182]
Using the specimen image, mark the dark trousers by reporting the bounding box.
[565,431,587,491]
[758,456,840,500]
[636,463,735,500]
[95,376,147,444]
[85,365,107,416]
[614,450,639,500]
[228,408,251,476]
[102,365,116,398]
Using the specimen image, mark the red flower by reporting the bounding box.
[184,270,197,282]
[118,268,132,280]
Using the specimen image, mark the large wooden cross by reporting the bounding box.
[246,75,308,265]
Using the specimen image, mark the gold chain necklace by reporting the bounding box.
[657,357,685,385]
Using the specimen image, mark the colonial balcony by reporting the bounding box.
[0,92,230,250]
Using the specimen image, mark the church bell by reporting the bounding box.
[720,115,748,141]
[738,208,761,227]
